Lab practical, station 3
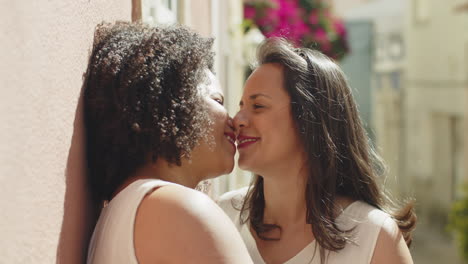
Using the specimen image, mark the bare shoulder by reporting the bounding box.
[134,184,252,264]
[370,217,413,264]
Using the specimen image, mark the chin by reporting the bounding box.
[237,157,252,171]
[238,162,248,171]
[208,159,234,179]
[221,151,235,174]
[238,160,263,175]
[238,164,257,174]
[223,159,235,174]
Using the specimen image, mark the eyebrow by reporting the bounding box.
[250,93,271,99]
[239,93,272,105]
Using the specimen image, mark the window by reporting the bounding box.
[142,0,178,25]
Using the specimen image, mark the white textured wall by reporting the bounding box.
[332,0,370,17]
[0,0,131,263]
[404,0,468,187]
[187,0,212,37]
[405,0,467,82]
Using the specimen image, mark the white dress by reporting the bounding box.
[218,187,397,264]
[87,179,176,264]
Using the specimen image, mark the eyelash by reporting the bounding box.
[214,98,224,105]
[253,104,264,109]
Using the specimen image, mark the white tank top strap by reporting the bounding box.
[218,188,393,264]
[87,179,176,264]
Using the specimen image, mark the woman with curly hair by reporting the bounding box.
[219,38,416,264]
[84,22,252,264]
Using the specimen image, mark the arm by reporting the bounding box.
[134,185,253,264]
[370,217,413,264]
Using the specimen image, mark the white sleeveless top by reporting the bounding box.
[87,179,175,264]
[218,187,396,264]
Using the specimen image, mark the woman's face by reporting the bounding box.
[233,63,303,175]
[189,70,236,180]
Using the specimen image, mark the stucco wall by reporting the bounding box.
[332,0,370,17]
[404,0,467,188]
[0,1,131,263]
[405,0,467,82]
[187,0,212,37]
[403,2,467,262]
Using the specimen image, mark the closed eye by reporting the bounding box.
[253,104,264,109]
[214,98,224,106]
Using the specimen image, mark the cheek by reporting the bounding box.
[266,114,299,149]
[210,110,229,147]
[212,115,226,136]
[206,104,226,127]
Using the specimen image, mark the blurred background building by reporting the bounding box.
[0,0,466,263]
[334,0,468,262]
[402,0,466,262]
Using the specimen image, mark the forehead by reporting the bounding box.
[243,63,285,96]
[199,69,223,95]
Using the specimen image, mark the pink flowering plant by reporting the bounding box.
[243,0,350,60]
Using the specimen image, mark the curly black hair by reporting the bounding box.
[83,21,214,205]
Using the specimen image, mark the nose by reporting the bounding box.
[233,110,248,132]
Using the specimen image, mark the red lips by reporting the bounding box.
[224,132,237,150]
[237,135,260,149]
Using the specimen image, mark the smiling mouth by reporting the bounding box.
[224,133,237,150]
[225,135,235,144]
[237,136,260,149]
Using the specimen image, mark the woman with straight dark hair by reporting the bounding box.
[84,21,252,264]
[219,38,416,264]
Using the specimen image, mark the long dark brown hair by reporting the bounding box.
[240,38,416,262]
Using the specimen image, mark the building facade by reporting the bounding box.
[403,0,467,262]
[334,0,467,262]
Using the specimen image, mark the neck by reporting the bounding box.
[260,162,357,227]
[151,157,205,188]
[260,157,309,227]
[113,157,203,200]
